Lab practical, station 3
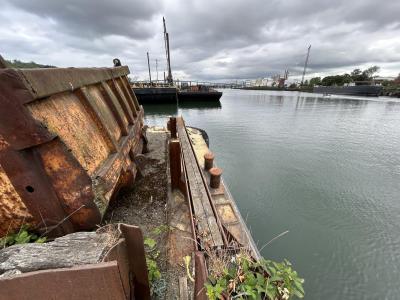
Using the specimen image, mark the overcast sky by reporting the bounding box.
[1,0,399,81]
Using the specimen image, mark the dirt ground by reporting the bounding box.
[103,126,195,299]
[103,127,170,299]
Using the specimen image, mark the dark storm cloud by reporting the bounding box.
[1,0,399,80]
[9,0,162,39]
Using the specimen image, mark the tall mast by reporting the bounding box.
[163,17,168,62]
[301,45,311,86]
[163,17,173,85]
[156,59,159,82]
[166,32,173,84]
[147,52,152,83]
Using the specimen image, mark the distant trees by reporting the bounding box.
[350,66,380,81]
[394,73,400,84]
[307,66,381,87]
[309,77,321,86]
[4,59,55,69]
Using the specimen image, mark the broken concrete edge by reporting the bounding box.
[0,223,151,300]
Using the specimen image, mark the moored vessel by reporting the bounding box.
[314,85,382,97]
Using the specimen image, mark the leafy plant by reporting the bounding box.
[151,224,169,235]
[0,225,46,248]
[144,225,170,297]
[146,257,161,282]
[205,251,304,300]
[144,237,157,250]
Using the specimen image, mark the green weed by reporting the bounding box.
[205,251,304,300]
[0,225,46,248]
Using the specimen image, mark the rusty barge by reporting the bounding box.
[0,63,259,299]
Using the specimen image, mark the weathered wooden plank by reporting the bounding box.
[99,81,129,136]
[18,66,130,100]
[117,77,138,118]
[94,114,143,194]
[109,79,135,124]
[121,76,141,112]
[177,118,223,248]
[75,87,118,153]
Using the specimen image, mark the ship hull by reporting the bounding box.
[133,87,178,104]
[178,90,222,102]
[314,85,382,97]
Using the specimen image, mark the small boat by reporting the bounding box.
[178,84,222,102]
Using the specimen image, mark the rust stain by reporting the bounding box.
[0,164,35,237]
[87,85,121,143]
[38,139,101,229]
[28,92,110,175]
[0,66,143,237]
[216,203,238,224]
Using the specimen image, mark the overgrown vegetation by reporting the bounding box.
[3,58,55,69]
[144,224,169,297]
[205,250,304,300]
[0,225,46,248]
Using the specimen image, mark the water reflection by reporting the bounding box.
[143,100,222,116]
[142,103,178,116]
[178,100,221,110]
[143,89,400,300]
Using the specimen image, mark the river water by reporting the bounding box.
[143,89,400,300]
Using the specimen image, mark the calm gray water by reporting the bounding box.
[143,90,400,300]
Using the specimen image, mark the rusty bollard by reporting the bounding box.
[169,116,177,138]
[204,152,214,170]
[209,167,222,188]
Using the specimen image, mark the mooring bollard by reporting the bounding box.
[204,152,214,170]
[209,167,223,188]
[170,116,177,138]
[169,139,181,189]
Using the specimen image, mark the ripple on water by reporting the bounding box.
[144,90,400,300]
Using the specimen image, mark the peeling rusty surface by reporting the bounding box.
[0,163,35,236]
[37,138,101,230]
[0,69,55,150]
[28,92,111,176]
[0,65,144,237]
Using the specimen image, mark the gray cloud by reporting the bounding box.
[10,0,162,39]
[1,0,399,81]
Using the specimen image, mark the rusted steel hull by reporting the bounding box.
[0,66,144,237]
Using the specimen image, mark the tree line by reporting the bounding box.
[304,66,399,87]
[4,59,55,69]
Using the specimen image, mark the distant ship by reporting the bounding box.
[178,84,222,102]
[314,84,382,97]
